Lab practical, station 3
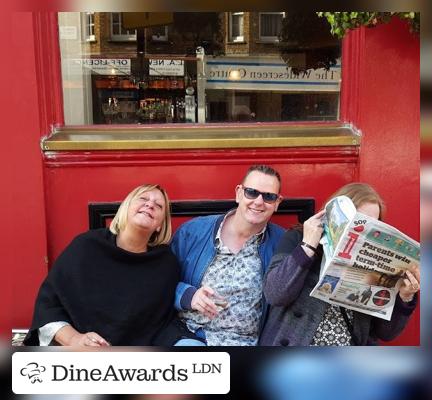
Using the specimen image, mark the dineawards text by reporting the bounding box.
[52,364,188,382]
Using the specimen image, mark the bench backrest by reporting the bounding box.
[88,198,315,229]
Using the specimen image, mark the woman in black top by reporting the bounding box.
[24,184,202,346]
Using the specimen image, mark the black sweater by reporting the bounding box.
[24,228,195,346]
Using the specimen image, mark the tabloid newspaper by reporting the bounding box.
[310,196,420,320]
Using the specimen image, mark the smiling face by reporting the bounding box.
[235,170,281,228]
[127,188,167,234]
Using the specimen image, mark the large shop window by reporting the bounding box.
[58,12,341,126]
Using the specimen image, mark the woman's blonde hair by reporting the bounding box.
[326,182,386,220]
[109,184,172,246]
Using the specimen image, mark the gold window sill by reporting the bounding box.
[41,123,360,151]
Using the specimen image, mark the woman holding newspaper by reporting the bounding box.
[260,183,420,346]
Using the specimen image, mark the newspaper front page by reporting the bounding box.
[310,196,420,320]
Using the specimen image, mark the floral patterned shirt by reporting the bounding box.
[180,212,265,346]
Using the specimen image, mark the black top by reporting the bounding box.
[24,228,197,346]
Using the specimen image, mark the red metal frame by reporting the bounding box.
[43,147,359,167]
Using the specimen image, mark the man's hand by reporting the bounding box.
[191,286,219,319]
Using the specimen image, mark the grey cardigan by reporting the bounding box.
[259,230,417,346]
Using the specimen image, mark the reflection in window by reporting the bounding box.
[259,12,284,41]
[229,12,244,42]
[151,25,168,42]
[111,12,136,41]
[83,12,95,41]
[206,90,338,122]
[58,12,341,126]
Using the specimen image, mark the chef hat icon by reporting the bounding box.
[20,362,46,383]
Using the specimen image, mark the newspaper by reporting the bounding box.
[310,196,420,320]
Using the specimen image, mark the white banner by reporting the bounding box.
[206,57,341,92]
[64,59,131,75]
[12,351,230,394]
[149,59,185,76]
[59,26,78,40]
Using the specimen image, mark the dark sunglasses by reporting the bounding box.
[242,186,280,204]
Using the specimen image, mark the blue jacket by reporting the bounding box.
[170,213,285,317]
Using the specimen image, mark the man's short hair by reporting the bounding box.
[242,164,281,191]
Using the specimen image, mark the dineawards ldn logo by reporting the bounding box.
[12,351,230,394]
[20,362,47,383]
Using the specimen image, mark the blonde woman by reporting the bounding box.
[260,183,420,346]
[24,184,202,346]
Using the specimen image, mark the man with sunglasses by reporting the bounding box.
[171,165,285,345]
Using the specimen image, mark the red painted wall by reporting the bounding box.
[1,12,14,339]
[359,20,419,238]
[4,13,49,333]
[43,148,357,263]
[341,18,420,345]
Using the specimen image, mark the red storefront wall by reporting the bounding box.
[5,14,419,345]
[341,18,420,345]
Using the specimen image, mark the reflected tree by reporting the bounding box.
[278,12,341,75]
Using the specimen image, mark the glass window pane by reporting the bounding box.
[58,12,340,126]
[230,13,243,39]
[152,26,167,41]
[260,13,283,38]
[112,22,119,36]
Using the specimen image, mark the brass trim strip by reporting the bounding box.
[41,124,360,151]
